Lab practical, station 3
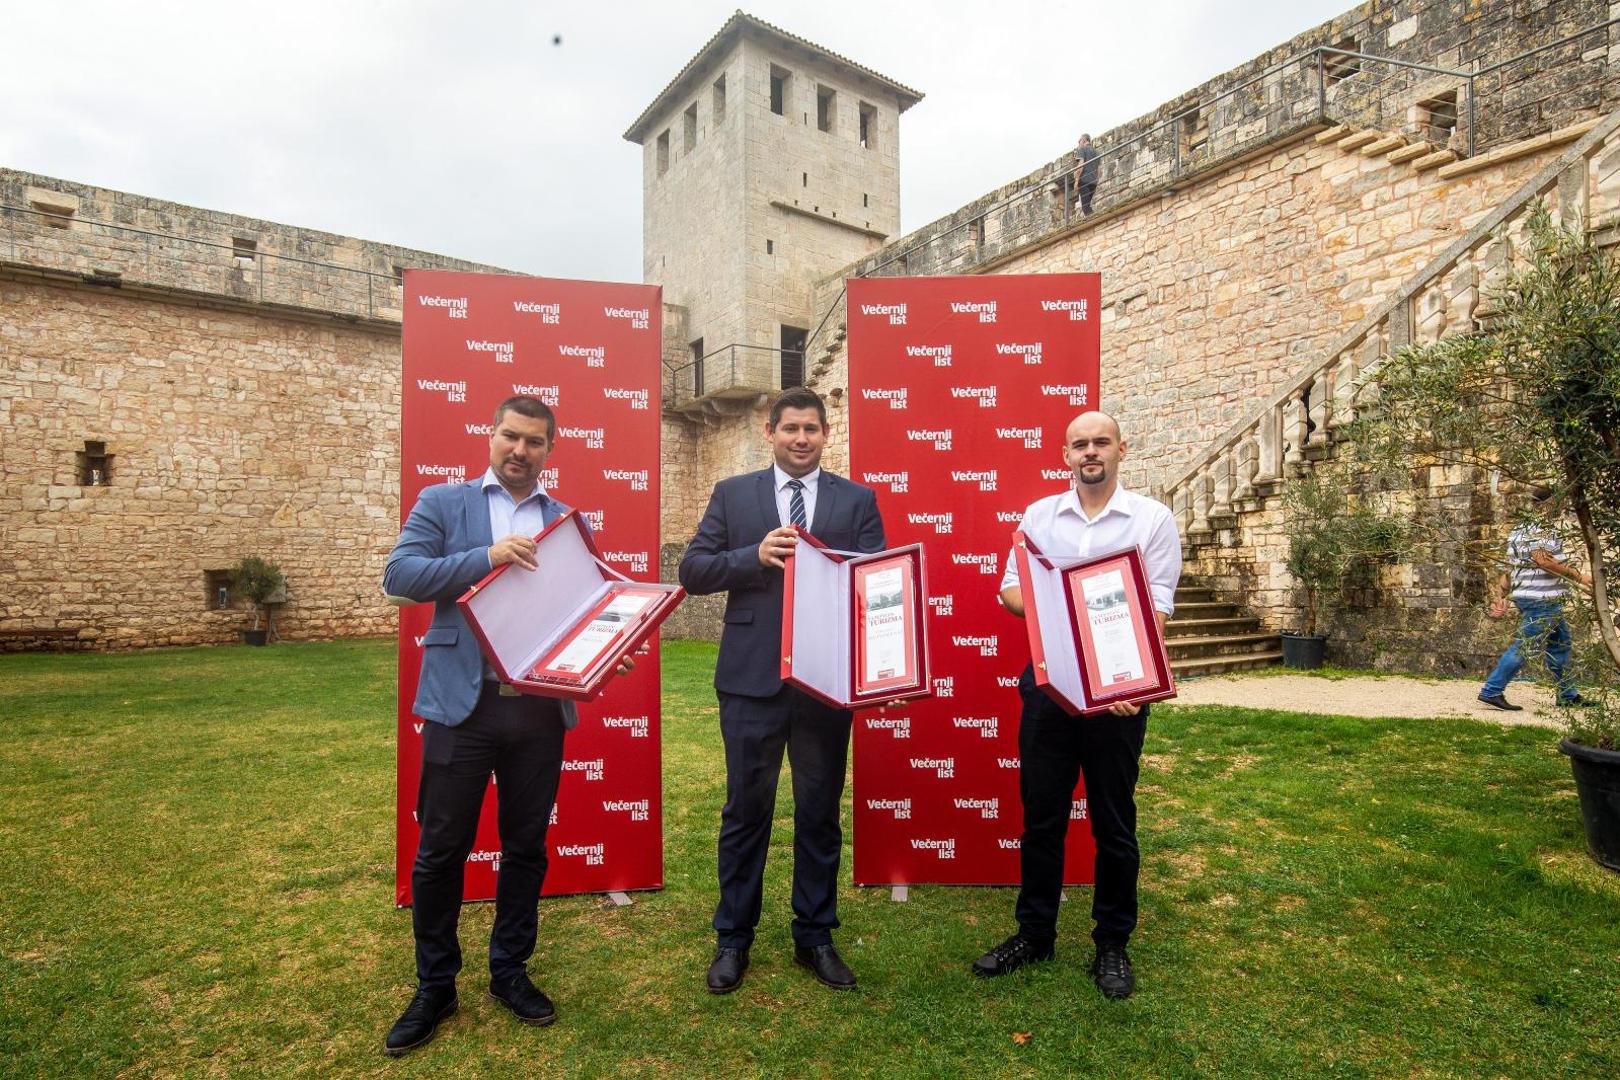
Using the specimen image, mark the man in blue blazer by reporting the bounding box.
[381,395,591,1055]
[680,387,886,994]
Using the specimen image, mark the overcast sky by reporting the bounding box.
[2,0,1352,282]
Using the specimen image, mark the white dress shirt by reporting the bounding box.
[480,467,552,569]
[773,464,821,529]
[999,483,1183,615]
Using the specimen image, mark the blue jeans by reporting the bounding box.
[1481,599,1577,703]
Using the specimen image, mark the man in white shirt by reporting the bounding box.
[971,411,1181,1000]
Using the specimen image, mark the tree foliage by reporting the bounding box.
[1349,204,1620,743]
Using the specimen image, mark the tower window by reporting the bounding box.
[232,237,257,266]
[816,85,836,133]
[684,102,698,151]
[713,74,727,124]
[770,65,790,116]
[691,338,705,398]
[656,130,669,176]
[863,192,869,207]
[780,325,807,389]
[858,102,877,149]
[77,440,112,486]
[393,264,406,288]
[766,239,774,254]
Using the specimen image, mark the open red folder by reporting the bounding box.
[781,530,932,709]
[1012,532,1175,716]
[457,511,684,701]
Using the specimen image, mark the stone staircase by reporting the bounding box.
[1166,578,1281,677]
[1159,107,1620,649]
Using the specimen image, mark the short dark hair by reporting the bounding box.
[768,386,827,428]
[493,396,556,441]
[1078,133,1091,143]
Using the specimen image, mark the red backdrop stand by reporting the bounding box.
[846,273,1102,885]
[396,270,664,906]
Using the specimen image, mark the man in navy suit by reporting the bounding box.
[382,395,609,1055]
[680,387,887,994]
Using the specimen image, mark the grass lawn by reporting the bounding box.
[1,640,1617,1078]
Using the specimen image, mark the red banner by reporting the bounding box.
[396,270,663,906]
[847,274,1101,885]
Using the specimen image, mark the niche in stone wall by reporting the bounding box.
[76,440,112,486]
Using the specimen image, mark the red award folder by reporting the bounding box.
[1012,533,1175,716]
[780,530,931,709]
[457,511,684,701]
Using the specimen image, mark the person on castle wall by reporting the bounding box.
[1478,485,1592,712]
[679,386,887,995]
[972,410,1182,1000]
[380,395,630,1056]
[1075,133,1100,216]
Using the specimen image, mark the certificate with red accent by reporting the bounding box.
[457,512,684,701]
[852,554,920,696]
[781,532,931,709]
[1013,534,1174,716]
[526,584,668,686]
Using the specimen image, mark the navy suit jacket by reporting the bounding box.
[679,468,886,698]
[383,479,578,729]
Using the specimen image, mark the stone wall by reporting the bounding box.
[838,0,1617,286]
[816,131,1565,494]
[0,276,402,648]
[1184,464,1515,675]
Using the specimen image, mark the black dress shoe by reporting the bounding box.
[971,933,1054,977]
[794,943,856,990]
[1557,695,1592,707]
[384,985,457,1056]
[1478,692,1523,712]
[489,971,556,1026]
[706,946,749,994]
[1091,943,1135,999]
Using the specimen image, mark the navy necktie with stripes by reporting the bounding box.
[787,478,807,530]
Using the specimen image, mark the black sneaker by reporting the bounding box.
[971,933,1054,977]
[1091,943,1135,999]
[1478,692,1523,712]
[384,985,457,1056]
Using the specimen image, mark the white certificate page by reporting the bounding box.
[546,592,654,674]
[1081,569,1144,687]
[861,566,910,682]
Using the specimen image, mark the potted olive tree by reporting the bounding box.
[1279,470,1405,669]
[231,556,286,646]
[1351,206,1619,869]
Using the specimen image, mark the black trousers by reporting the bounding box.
[1014,664,1148,948]
[713,686,852,950]
[1079,178,1097,214]
[412,683,567,989]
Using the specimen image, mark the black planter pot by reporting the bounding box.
[241,629,269,646]
[1560,738,1620,872]
[1280,632,1327,669]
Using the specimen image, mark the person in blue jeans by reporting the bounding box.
[1479,487,1592,711]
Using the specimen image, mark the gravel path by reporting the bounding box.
[1171,672,1564,729]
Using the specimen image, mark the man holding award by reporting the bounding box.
[679,387,887,994]
[972,411,1181,999]
[381,396,611,1055]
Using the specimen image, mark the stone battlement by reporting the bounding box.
[0,169,509,326]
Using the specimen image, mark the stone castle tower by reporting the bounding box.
[623,12,920,415]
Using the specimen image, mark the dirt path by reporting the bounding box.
[1171,672,1563,729]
